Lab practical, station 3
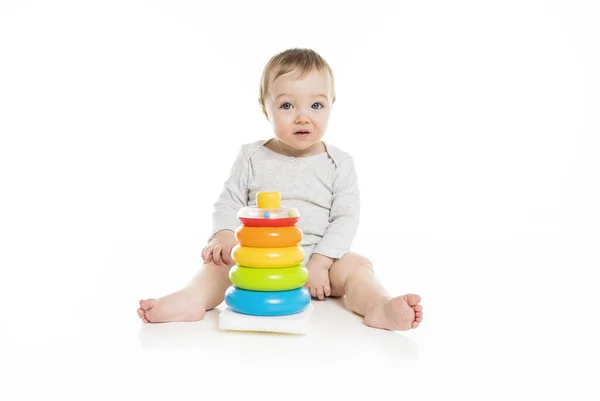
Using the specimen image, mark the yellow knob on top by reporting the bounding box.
[256,192,281,209]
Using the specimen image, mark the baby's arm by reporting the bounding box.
[305,156,359,299]
[205,147,250,263]
[210,147,250,239]
[312,156,360,261]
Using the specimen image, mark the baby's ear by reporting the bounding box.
[259,101,269,120]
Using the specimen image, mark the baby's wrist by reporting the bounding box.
[309,253,335,270]
[213,229,234,240]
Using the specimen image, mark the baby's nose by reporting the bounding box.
[294,110,311,123]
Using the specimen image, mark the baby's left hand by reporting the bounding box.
[305,254,334,301]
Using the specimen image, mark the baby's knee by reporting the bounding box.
[357,255,374,272]
[343,252,374,273]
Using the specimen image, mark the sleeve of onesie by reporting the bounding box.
[210,147,250,241]
[312,156,360,260]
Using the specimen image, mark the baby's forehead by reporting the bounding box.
[270,68,332,95]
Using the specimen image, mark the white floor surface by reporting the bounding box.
[2,234,599,400]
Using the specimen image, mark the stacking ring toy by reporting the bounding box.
[229,264,308,291]
[224,286,311,316]
[237,192,300,227]
[232,244,305,268]
[235,225,303,248]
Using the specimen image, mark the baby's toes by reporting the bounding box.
[137,308,149,323]
[139,299,154,311]
[412,321,420,329]
[404,294,421,306]
[414,304,423,313]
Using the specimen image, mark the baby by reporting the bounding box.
[137,48,423,331]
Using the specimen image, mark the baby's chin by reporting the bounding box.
[287,139,323,151]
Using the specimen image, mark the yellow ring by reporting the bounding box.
[235,225,303,248]
[232,245,305,268]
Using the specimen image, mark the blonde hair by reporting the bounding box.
[258,48,336,108]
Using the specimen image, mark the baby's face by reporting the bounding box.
[263,68,332,155]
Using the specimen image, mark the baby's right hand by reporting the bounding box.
[202,230,237,266]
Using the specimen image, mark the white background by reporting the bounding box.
[1,1,599,399]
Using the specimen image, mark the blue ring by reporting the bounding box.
[224,286,311,316]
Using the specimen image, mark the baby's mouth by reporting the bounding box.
[294,131,310,135]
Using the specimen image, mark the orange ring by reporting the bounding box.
[235,226,303,248]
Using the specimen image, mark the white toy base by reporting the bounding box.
[218,304,314,335]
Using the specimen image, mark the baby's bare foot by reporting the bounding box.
[364,294,423,331]
[137,288,206,323]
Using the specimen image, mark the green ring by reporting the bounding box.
[229,264,308,291]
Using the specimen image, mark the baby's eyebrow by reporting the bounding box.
[275,93,329,100]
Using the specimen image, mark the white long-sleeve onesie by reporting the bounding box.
[211,138,360,261]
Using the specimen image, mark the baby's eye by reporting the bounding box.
[312,103,324,110]
[280,103,293,110]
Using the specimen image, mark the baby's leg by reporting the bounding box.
[137,260,234,323]
[328,252,423,330]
